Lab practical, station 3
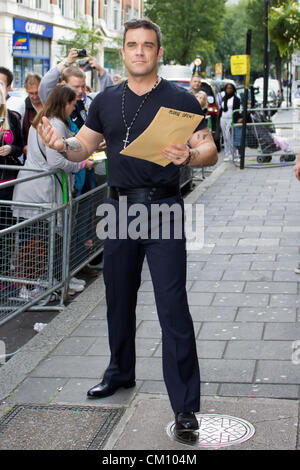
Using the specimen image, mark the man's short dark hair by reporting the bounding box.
[123,17,162,52]
[0,67,13,87]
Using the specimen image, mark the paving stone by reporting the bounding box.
[136,320,162,338]
[199,358,255,383]
[198,322,263,340]
[238,238,280,246]
[273,271,300,282]
[137,291,156,305]
[190,280,245,293]
[52,337,97,356]
[269,294,300,307]
[187,292,215,306]
[188,269,224,281]
[219,383,299,399]
[71,320,108,337]
[189,306,237,322]
[255,361,300,384]
[225,340,292,360]
[244,281,297,294]
[6,378,68,404]
[223,270,273,281]
[213,293,269,307]
[30,356,108,379]
[264,323,300,340]
[154,340,226,359]
[236,307,296,322]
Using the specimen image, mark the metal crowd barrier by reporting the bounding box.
[0,165,107,326]
[231,107,300,168]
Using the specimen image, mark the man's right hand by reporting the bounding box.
[66,48,79,65]
[37,117,65,152]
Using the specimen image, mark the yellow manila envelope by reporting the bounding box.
[120,106,204,167]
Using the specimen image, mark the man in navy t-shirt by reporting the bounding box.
[38,18,218,434]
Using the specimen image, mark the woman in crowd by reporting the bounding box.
[0,80,23,292]
[13,85,93,299]
[220,82,241,161]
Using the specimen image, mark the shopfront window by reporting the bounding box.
[59,0,65,16]
[13,58,22,88]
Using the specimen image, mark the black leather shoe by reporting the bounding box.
[175,412,199,432]
[87,379,136,398]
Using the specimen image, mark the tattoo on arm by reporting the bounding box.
[66,137,83,152]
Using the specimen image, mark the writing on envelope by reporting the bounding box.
[120,107,204,167]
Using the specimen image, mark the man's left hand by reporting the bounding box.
[162,144,189,166]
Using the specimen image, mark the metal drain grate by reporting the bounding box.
[167,414,255,448]
[0,404,124,450]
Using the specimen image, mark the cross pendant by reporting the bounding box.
[123,129,130,149]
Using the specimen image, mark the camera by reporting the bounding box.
[77,49,87,58]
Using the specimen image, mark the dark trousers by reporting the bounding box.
[102,196,200,413]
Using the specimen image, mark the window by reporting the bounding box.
[35,0,42,8]
[73,0,80,19]
[125,5,131,22]
[59,0,65,16]
[104,0,108,24]
[113,1,121,30]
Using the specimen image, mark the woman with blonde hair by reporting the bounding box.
[0,79,23,293]
[0,80,23,193]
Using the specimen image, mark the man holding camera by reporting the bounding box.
[38,48,111,279]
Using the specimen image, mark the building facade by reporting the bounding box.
[0,0,143,88]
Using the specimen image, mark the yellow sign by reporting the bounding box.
[215,62,222,75]
[231,54,250,89]
[230,55,249,75]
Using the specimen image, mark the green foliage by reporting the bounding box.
[144,0,226,66]
[268,1,300,57]
[214,0,249,72]
[57,16,103,57]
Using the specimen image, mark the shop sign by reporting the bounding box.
[13,18,53,38]
[13,33,30,52]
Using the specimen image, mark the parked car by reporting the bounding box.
[253,77,282,108]
[158,64,192,85]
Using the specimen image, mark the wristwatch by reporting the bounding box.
[62,60,71,67]
[61,137,70,155]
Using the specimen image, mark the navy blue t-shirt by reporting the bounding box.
[85,78,206,189]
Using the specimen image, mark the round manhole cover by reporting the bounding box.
[166,414,255,448]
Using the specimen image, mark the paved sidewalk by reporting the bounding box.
[0,160,300,450]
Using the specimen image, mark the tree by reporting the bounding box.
[144,0,226,67]
[268,1,300,57]
[214,0,249,77]
[57,16,103,57]
[268,1,300,103]
[245,0,287,81]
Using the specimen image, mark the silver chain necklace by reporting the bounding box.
[121,77,160,149]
